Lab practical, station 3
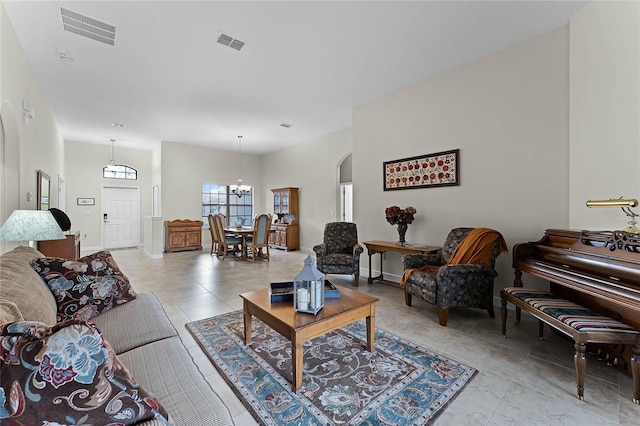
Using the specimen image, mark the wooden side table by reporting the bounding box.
[38,231,81,260]
[362,240,440,287]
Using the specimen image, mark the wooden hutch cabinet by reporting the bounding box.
[38,231,81,260]
[164,219,203,253]
[270,187,299,251]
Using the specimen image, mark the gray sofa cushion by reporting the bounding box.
[91,292,178,354]
[117,337,234,426]
[0,299,23,323]
[0,246,56,324]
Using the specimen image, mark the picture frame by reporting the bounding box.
[383,149,459,191]
[77,197,95,206]
[37,170,50,210]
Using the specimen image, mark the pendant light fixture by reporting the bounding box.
[103,139,138,180]
[231,135,251,198]
[106,139,117,169]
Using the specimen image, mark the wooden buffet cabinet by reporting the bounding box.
[270,187,299,251]
[38,231,81,260]
[164,219,203,253]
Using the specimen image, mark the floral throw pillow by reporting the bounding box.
[30,251,137,322]
[0,320,170,425]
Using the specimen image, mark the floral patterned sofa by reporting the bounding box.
[0,246,234,425]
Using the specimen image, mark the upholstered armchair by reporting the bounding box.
[402,227,507,326]
[313,222,363,286]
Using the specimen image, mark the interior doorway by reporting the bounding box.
[101,186,140,249]
[340,183,353,222]
[338,153,353,222]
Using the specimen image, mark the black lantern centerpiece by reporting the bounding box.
[293,255,324,315]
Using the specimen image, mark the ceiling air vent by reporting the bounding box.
[60,7,116,46]
[217,33,245,51]
[280,123,293,128]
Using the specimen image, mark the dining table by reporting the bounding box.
[224,226,254,260]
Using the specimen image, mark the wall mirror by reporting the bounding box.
[37,170,50,210]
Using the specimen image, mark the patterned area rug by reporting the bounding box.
[186,311,476,425]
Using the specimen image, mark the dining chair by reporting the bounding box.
[207,214,219,256]
[245,213,271,262]
[213,214,241,259]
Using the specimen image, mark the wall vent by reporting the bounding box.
[217,33,245,51]
[60,8,116,46]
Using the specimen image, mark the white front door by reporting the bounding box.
[102,187,140,249]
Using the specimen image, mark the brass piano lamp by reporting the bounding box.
[586,197,639,233]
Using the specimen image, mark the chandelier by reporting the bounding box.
[231,135,251,198]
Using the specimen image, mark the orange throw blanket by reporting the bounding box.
[400,228,508,285]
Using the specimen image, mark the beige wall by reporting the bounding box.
[151,143,162,215]
[1,5,65,252]
[160,141,263,248]
[353,27,571,286]
[64,141,152,251]
[570,1,640,230]
[1,5,65,212]
[262,128,352,251]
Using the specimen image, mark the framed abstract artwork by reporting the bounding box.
[77,198,95,206]
[383,149,459,191]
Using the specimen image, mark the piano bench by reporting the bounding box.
[500,287,640,404]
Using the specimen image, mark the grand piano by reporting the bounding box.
[513,229,640,372]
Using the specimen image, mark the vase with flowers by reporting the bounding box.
[385,205,417,246]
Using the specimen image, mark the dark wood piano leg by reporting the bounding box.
[574,342,587,401]
[632,344,640,404]
[514,269,523,287]
[514,270,522,324]
[501,297,508,337]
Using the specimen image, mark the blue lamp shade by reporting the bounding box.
[0,210,66,242]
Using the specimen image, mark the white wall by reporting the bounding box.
[64,141,152,250]
[1,5,65,253]
[151,143,162,216]
[570,1,640,230]
[353,27,571,286]
[262,128,352,252]
[160,141,263,248]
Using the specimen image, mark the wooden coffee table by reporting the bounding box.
[240,286,379,392]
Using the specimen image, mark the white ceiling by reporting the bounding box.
[3,0,588,155]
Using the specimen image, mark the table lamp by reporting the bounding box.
[0,209,66,245]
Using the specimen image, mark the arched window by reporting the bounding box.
[103,164,137,180]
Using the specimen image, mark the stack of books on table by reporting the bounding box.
[269,281,340,303]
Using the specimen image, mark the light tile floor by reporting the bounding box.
[108,247,640,425]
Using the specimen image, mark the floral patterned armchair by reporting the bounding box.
[313,222,363,287]
[402,227,506,326]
